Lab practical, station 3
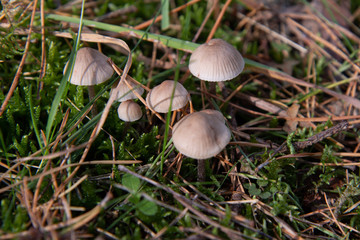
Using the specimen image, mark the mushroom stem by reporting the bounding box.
[197,159,206,182]
[87,86,98,116]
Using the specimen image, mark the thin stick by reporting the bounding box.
[236,12,308,54]
[206,0,232,42]
[323,192,346,236]
[287,17,360,73]
[133,0,201,30]
[38,0,46,96]
[0,0,39,116]
[0,161,141,194]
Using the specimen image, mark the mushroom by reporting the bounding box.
[188,38,244,82]
[110,77,144,102]
[172,109,231,181]
[117,100,142,122]
[146,80,189,113]
[64,47,114,86]
[64,47,114,115]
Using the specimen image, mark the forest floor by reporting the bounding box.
[1,0,360,239]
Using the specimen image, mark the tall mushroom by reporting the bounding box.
[172,109,231,181]
[188,39,244,82]
[64,47,114,115]
[65,47,114,86]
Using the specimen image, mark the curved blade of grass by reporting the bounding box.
[45,1,86,143]
[61,111,102,147]
[46,14,199,52]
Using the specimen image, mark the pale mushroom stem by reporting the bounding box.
[197,159,206,182]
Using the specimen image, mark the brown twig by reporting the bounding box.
[256,121,350,171]
[0,0,39,117]
[206,0,232,42]
[293,121,349,150]
[133,0,201,30]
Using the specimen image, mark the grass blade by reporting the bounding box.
[45,1,86,143]
[161,0,170,30]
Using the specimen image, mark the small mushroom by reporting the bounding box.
[111,78,144,102]
[172,109,231,181]
[117,100,142,122]
[146,80,189,113]
[189,39,244,82]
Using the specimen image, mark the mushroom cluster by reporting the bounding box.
[65,47,145,122]
[65,38,244,181]
[168,38,244,180]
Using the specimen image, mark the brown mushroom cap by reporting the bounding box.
[146,80,190,113]
[189,39,244,82]
[172,110,231,159]
[111,78,145,102]
[117,100,142,122]
[64,47,114,86]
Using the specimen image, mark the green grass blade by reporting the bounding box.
[46,14,199,52]
[45,1,86,143]
[27,84,44,151]
[161,0,170,30]
[61,112,102,147]
[46,14,285,75]
[0,128,8,161]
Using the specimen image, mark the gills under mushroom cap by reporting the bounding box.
[64,47,114,86]
[189,39,244,82]
[146,80,189,113]
[172,110,231,159]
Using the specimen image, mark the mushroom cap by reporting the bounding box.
[146,80,189,113]
[111,78,145,102]
[117,100,142,122]
[64,47,114,86]
[189,39,244,82]
[172,110,231,159]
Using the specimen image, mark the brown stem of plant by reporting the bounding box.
[37,0,46,98]
[206,0,233,42]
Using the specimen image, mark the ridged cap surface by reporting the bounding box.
[189,39,244,82]
[117,100,142,122]
[172,110,231,159]
[146,80,189,113]
[65,47,114,86]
